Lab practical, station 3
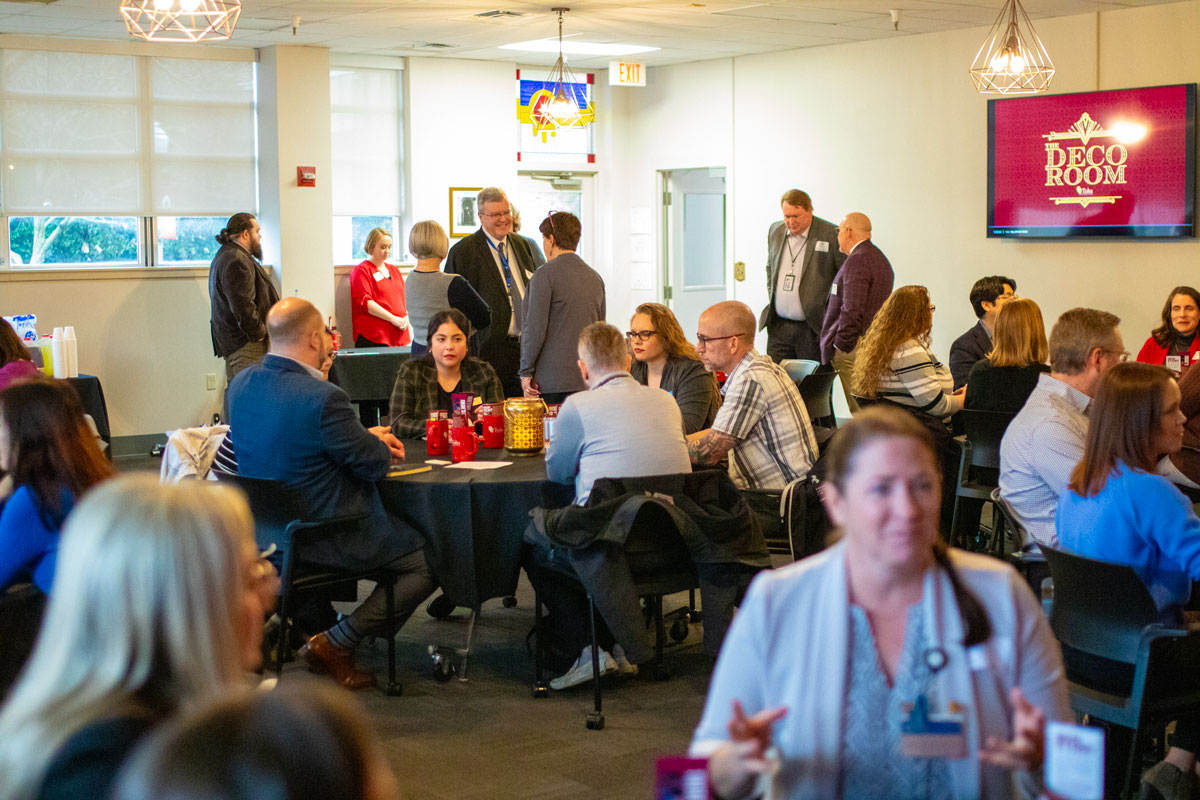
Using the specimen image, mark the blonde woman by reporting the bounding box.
[404,220,490,359]
[350,227,411,348]
[853,285,963,427]
[627,302,720,434]
[0,475,270,800]
[964,298,1050,413]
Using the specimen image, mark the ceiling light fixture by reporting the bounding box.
[500,39,658,56]
[120,0,241,42]
[542,8,588,127]
[969,0,1054,95]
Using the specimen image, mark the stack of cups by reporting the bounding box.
[50,327,79,378]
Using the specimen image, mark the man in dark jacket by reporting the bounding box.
[444,187,544,397]
[949,275,1016,389]
[230,297,436,691]
[209,212,279,419]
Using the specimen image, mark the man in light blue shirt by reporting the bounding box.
[546,323,692,504]
[999,307,1124,548]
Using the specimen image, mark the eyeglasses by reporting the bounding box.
[1103,349,1131,362]
[480,210,512,219]
[627,329,657,342]
[695,333,744,348]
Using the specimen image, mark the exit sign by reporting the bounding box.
[609,62,646,87]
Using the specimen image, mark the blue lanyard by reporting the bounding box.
[486,237,512,286]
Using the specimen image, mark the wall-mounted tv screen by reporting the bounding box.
[988,84,1196,238]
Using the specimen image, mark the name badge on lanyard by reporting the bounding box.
[782,274,796,292]
[374,269,389,282]
[900,647,967,760]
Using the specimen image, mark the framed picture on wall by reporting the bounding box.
[449,187,483,238]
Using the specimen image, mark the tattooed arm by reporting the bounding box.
[687,428,737,466]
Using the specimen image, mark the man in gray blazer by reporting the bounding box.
[757,189,845,363]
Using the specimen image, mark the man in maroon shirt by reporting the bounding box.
[818,212,894,412]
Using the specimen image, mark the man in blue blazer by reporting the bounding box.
[229,297,436,690]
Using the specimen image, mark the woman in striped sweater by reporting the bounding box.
[853,285,964,430]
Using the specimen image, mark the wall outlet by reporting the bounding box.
[205,373,217,391]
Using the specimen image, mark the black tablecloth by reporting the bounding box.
[328,346,411,427]
[377,440,552,609]
[62,375,110,446]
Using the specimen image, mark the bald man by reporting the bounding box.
[688,301,818,492]
[819,213,894,412]
[229,297,436,691]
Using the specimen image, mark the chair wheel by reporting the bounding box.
[434,658,456,682]
[586,712,605,730]
[654,661,672,681]
[670,619,689,642]
[502,595,518,608]
[426,594,456,620]
[532,682,549,698]
[385,681,403,697]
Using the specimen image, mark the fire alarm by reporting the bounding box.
[297,166,316,187]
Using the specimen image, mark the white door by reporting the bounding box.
[515,173,595,262]
[663,168,727,339]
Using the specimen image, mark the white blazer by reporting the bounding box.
[691,541,1070,799]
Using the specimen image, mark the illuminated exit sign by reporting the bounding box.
[608,62,646,87]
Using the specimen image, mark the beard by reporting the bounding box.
[249,239,263,261]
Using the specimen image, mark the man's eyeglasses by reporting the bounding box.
[627,330,657,342]
[695,333,744,348]
[480,210,512,220]
[1103,349,1131,362]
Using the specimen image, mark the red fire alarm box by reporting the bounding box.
[297,166,316,187]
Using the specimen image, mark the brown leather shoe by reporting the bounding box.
[298,633,377,691]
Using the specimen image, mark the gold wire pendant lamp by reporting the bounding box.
[120,0,241,43]
[969,0,1054,95]
[544,8,586,126]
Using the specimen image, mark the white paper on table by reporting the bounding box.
[424,459,452,466]
[444,461,512,470]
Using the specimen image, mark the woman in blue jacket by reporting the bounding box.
[0,379,113,592]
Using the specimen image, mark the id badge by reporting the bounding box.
[900,694,967,760]
[1167,355,1182,374]
[782,274,796,292]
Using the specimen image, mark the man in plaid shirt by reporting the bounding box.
[687,301,818,491]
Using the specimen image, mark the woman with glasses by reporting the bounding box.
[518,211,605,405]
[349,227,411,348]
[628,303,720,434]
[854,285,963,429]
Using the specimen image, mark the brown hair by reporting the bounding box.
[779,189,812,210]
[632,303,700,362]
[1049,307,1121,375]
[1150,286,1200,348]
[539,211,581,252]
[824,406,992,646]
[362,227,392,257]
[0,319,32,367]
[853,285,933,397]
[988,297,1048,368]
[0,379,114,524]
[215,212,256,245]
[1068,362,1174,497]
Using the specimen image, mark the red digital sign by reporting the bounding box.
[988,84,1196,238]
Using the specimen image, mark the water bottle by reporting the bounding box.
[1040,577,1054,618]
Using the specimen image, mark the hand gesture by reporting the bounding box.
[369,426,406,461]
[980,688,1045,772]
[708,701,787,800]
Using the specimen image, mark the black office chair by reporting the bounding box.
[779,358,819,383]
[532,501,699,731]
[214,472,402,695]
[797,369,839,431]
[0,584,46,699]
[989,488,1049,597]
[1042,547,1200,798]
[949,409,1016,551]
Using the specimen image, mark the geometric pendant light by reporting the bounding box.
[120,0,241,43]
[969,0,1055,95]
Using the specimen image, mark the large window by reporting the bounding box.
[0,49,256,268]
[330,67,402,264]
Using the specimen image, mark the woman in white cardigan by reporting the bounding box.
[692,407,1070,799]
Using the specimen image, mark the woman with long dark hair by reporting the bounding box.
[0,320,39,391]
[1136,286,1200,371]
[628,302,720,434]
[0,380,113,592]
[694,406,1068,799]
[1057,361,1200,799]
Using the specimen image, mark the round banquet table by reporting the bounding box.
[377,439,562,610]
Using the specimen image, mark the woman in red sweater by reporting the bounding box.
[1137,285,1200,375]
[349,228,412,348]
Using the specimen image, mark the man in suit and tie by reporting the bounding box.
[445,186,546,397]
[758,189,845,363]
[819,212,894,413]
[229,297,436,691]
[949,275,1017,389]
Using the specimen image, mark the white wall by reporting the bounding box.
[613,1,1200,368]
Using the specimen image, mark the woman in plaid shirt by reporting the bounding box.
[388,309,503,439]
